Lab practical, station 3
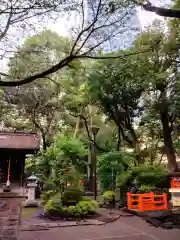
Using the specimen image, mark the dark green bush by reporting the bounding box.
[42,180,57,191]
[62,188,84,206]
[116,165,168,191]
[132,165,168,187]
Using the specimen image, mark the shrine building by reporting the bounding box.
[0,131,40,187]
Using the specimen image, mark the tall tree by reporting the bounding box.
[132,23,180,171]
[4,30,69,149]
[87,52,146,160]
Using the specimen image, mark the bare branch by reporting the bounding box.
[0,0,142,87]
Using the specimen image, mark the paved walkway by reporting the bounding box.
[18,215,180,240]
[0,199,21,240]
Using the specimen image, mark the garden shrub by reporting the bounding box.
[138,184,153,193]
[42,180,57,191]
[44,198,64,216]
[76,200,99,216]
[81,196,92,201]
[132,165,168,187]
[44,198,99,218]
[103,190,116,200]
[102,190,116,206]
[62,188,84,206]
[116,165,169,206]
[116,165,168,191]
[40,190,57,203]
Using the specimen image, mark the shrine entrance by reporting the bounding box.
[0,150,25,185]
[0,131,40,188]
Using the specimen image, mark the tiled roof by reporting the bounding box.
[0,131,40,150]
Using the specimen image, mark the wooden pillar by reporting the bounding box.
[20,155,25,187]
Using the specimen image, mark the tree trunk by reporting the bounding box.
[116,126,121,151]
[42,133,47,151]
[73,116,81,138]
[160,110,178,172]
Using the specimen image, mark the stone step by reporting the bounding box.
[0,193,26,198]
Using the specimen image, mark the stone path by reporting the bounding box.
[0,200,179,240]
[19,209,121,231]
[0,199,21,240]
[18,215,180,240]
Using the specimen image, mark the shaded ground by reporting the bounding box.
[0,199,21,240]
[0,199,179,240]
[18,215,180,240]
[19,207,121,230]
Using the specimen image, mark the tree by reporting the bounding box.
[87,52,146,161]
[98,151,135,191]
[3,31,68,149]
[0,0,143,87]
[38,133,88,181]
[131,23,180,171]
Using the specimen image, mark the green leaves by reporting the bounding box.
[97,151,135,191]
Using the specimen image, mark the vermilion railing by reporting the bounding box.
[127,192,168,212]
[171,177,180,188]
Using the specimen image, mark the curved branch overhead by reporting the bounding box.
[0,49,150,87]
[140,2,180,18]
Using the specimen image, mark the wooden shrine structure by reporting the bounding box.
[0,131,40,187]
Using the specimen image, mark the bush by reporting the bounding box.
[62,188,84,206]
[76,200,99,216]
[102,190,116,207]
[103,190,116,201]
[42,180,57,191]
[116,165,168,191]
[98,151,134,191]
[40,190,57,203]
[44,198,99,218]
[138,184,153,193]
[44,198,64,216]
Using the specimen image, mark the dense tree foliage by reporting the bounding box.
[2,0,180,198]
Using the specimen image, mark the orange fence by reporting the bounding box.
[171,177,180,188]
[127,192,168,212]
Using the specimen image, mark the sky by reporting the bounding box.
[47,4,164,36]
[137,7,164,30]
[0,1,166,71]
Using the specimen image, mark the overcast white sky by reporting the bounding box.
[0,1,166,71]
[48,1,165,35]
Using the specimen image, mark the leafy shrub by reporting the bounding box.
[62,188,84,206]
[98,151,134,191]
[76,200,99,216]
[44,198,64,216]
[44,198,99,218]
[132,165,168,186]
[138,184,153,193]
[116,171,133,189]
[40,190,57,203]
[42,180,57,191]
[116,165,168,191]
[103,190,116,200]
[81,196,92,201]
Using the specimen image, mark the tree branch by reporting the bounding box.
[0,48,150,87]
[136,1,180,18]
